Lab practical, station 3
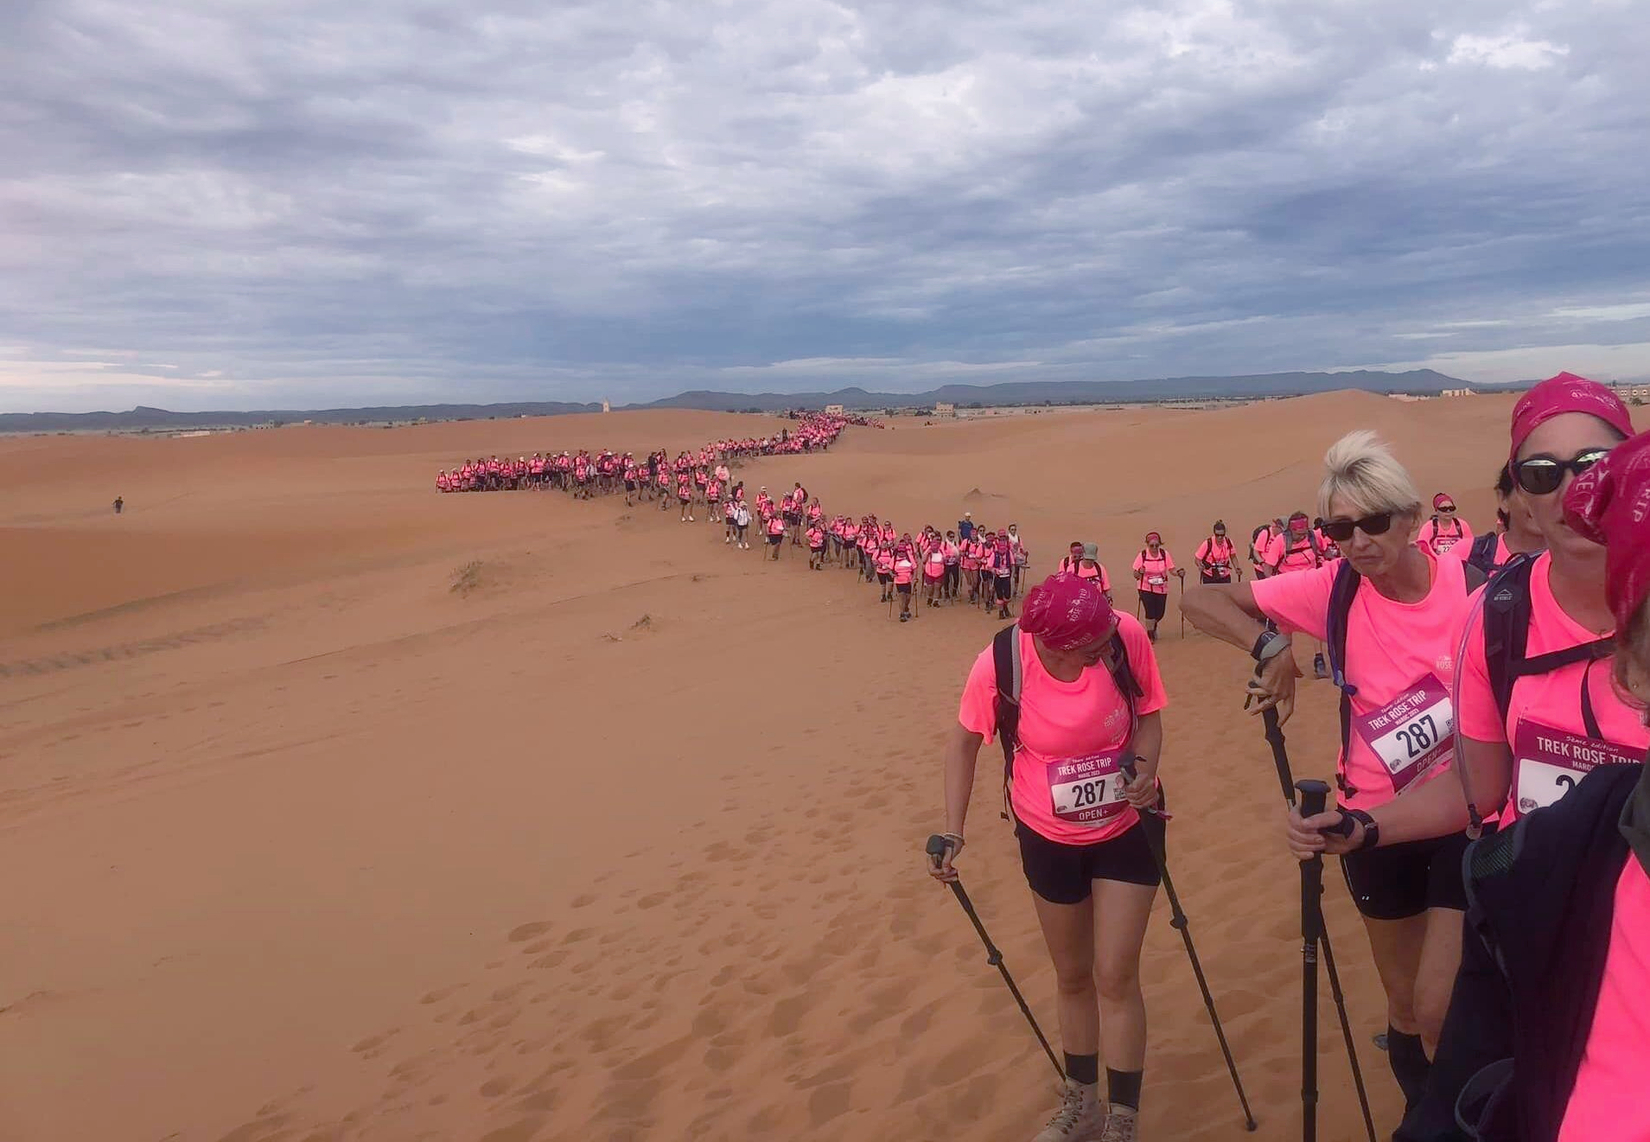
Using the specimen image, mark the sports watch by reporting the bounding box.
[1251,629,1290,663]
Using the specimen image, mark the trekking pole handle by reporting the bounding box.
[1296,780,1329,818]
[925,833,959,871]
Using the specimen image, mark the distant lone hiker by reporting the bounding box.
[113,496,124,515]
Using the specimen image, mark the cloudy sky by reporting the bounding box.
[4,0,1649,412]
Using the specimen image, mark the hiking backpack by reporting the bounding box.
[990,623,1143,821]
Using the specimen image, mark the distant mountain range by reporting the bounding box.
[0,370,1492,432]
[633,369,1479,412]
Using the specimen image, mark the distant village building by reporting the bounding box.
[601,400,611,413]
[933,402,956,417]
[1441,388,1476,397]
[824,404,845,415]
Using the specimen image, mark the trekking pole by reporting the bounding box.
[1122,763,1258,1132]
[1297,779,1328,1142]
[1259,708,1378,1142]
[1178,576,1186,639]
[925,835,1064,1080]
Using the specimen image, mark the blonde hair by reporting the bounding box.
[1318,430,1424,521]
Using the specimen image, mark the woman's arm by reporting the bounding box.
[1181,581,1269,651]
[1288,737,1513,856]
[944,724,986,838]
[1123,711,1164,806]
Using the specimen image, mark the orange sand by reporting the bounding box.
[3,394,1641,1141]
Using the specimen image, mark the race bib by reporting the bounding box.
[1046,751,1129,828]
[1512,720,1641,817]
[1434,532,1462,554]
[1354,674,1454,792]
[1147,575,1166,586]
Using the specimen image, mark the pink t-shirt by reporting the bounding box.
[1419,517,1474,559]
[1267,532,1322,574]
[1195,537,1238,573]
[925,550,946,579]
[893,557,915,585]
[1455,553,1650,825]
[1558,857,1650,1142]
[1076,562,1111,592]
[958,617,1168,844]
[1133,550,1175,594]
[1252,548,1469,810]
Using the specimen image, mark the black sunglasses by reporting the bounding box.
[1513,448,1612,496]
[1322,512,1394,543]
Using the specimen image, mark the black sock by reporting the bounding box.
[1107,1068,1143,1112]
[1064,1052,1100,1086]
[1387,1026,1430,1109]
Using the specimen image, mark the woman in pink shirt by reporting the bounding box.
[874,544,895,601]
[930,574,1168,1141]
[893,548,918,621]
[942,530,962,600]
[1075,543,1113,602]
[807,524,826,570]
[1416,492,1474,559]
[922,542,947,610]
[1183,430,1481,1109]
[764,510,785,559]
[1398,427,1650,1142]
[1131,533,1182,643]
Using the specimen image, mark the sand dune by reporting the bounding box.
[3,394,1643,1141]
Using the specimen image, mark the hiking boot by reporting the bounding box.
[1032,1079,1106,1142]
[1099,1107,1138,1142]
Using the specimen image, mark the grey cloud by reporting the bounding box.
[3,0,1650,411]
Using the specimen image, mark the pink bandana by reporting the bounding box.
[1510,372,1634,462]
[1020,572,1116,651]
[1564,430,1650,634]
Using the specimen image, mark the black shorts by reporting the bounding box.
[878,572,891,585]
[1016,813,1164,904]
[995,576,1011,601]
[897,582,911,595]
[767,534,782,545]
[1200,571,1232,585]
[1339,830,1481,920]
[1139,590,1167,621]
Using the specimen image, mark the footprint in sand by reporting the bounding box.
[507,921,553,943]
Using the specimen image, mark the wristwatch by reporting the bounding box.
[1251,629,1289,663]
[1326,808,1379,850]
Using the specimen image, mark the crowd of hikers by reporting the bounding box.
[429,377,1649,1142]
[928,373,1649,1142]
[430,412,874,495]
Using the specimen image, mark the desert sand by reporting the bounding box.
[4,393,1643,1142]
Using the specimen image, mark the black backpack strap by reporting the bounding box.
[1466,531,1499,576]
[1481,556,1537,730]
[1325,561,1362,795]
[992,624,1023,821]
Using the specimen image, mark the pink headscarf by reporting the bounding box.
[1564,430,1650,634]
[1510,372,1634,463]
[1020,572,1116,651]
